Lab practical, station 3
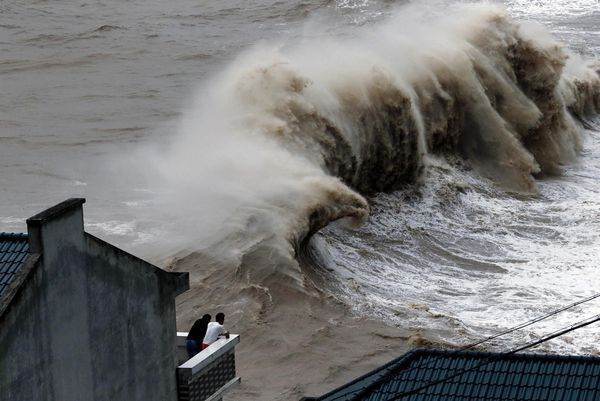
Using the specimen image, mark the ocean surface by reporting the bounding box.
[2,0,600,364]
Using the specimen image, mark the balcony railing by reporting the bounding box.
[176,332,240,401]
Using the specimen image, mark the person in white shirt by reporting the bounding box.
[202,312,229,350]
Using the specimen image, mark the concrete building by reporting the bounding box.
[0,199,189,401]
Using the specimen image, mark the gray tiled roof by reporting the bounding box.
[0,233,29,300]
[309,349,600,401]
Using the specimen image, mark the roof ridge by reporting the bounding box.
[0,233,28,240]
[416,348,600,363]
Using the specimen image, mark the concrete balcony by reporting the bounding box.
[176,332,240,401]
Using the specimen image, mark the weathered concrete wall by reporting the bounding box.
[84,233,179,401]
[0,200,181,401]
[0,256,54,401]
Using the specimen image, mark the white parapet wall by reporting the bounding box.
[177,332,190,364]
[176,334,240,401]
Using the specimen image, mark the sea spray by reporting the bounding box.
[159,4,600,292]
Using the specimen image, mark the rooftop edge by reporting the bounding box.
[26,198,86,226]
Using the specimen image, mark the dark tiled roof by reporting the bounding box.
[309,349,600,401]
[0,233,29,300]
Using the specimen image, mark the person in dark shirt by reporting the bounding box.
[186,314,211,358]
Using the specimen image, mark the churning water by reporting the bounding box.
[2,0,600,366]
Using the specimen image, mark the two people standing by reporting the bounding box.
[186,312,230,358]
[186,313,210,358]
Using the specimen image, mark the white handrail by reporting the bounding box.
[178,334,240,375]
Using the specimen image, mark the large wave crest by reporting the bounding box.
[159,4,600,293]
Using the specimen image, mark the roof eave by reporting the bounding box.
[0,253,41,323]
[303,349,423,401]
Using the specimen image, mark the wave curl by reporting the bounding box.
[161,4,600,274]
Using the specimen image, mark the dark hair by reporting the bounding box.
[216,312,225,323]
[202,314,211,321]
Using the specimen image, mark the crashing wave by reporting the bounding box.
[162,5,600,280]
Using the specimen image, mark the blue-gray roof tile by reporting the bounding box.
[308,349,600,401]
[0,233,29,300]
